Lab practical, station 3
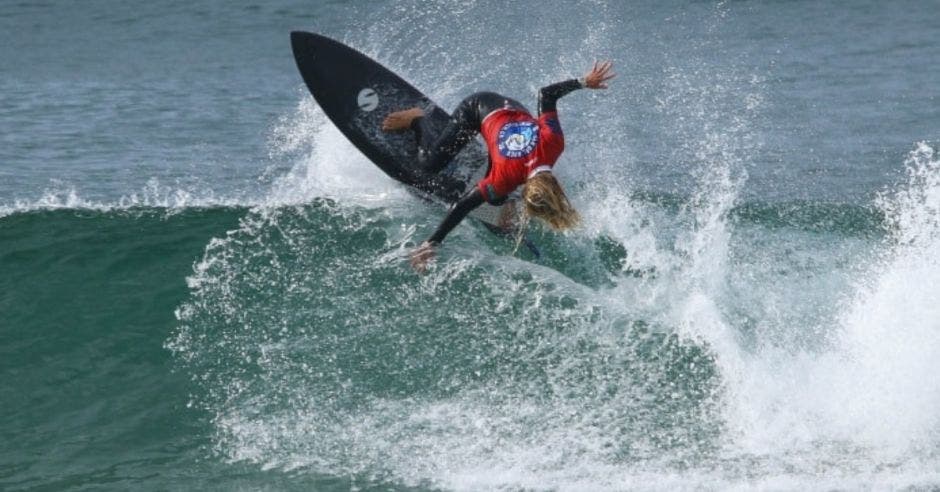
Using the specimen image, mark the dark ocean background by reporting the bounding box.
[2,1,940,490]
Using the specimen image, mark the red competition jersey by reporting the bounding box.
[477,109,564,201]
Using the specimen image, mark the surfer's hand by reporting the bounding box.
[409,241,437,273]
[583,60,615,89]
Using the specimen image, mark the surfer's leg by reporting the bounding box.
[415,93,493,174]
[416,122,477,174]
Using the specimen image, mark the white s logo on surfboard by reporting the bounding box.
[357,88,379,112]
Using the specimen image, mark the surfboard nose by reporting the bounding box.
[291,31,343,65]
[290,31,314,56]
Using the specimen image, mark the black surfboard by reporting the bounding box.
[289,31,526,235]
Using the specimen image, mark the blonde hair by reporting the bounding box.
[521,172,580,230]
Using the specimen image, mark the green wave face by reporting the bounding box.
[0,207,245,488]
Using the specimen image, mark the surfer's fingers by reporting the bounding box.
[590,62,610,80]
[409,250,435,273]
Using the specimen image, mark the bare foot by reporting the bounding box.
[382,107,424,131]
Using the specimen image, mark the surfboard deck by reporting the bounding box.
[289,31,525,237]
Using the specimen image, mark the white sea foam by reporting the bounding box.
[706,144,940,474]
[264,95,414,212]
[0,177,249,218]
[835,143,940,447]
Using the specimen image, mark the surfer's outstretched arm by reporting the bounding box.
[538,79,583,114]
[538,61,615,115]
[427,188,485,245]
[409,188,485,272]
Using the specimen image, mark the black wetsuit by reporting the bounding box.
[411,79,583,245]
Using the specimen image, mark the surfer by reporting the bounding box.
[383,61,615,271]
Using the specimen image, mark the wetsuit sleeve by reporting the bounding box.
[426,188,485,245]
[538,79,583,115]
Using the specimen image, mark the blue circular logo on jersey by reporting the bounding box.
[497,121,538,158]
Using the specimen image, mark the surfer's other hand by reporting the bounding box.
[382,107,425,131]
[409,241,437,273]
[583,60,615,89]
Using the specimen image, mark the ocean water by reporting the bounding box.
[2,0,940,490]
